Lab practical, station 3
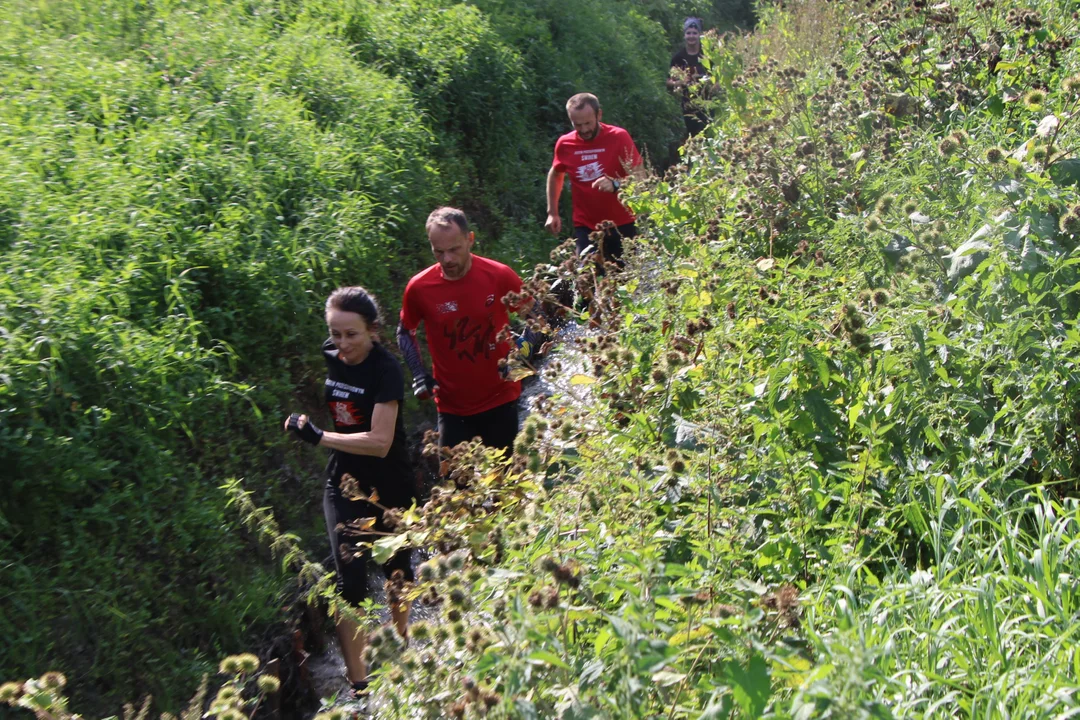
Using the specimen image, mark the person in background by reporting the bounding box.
[284,286,414,696]
[668,17,710,137]
[545,93,644,264]
[398,207,534,452]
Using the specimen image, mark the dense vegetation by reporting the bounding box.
[0,0,751,713]
[261,0,1080,716]
[9,0,1080,716]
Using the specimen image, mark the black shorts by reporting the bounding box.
[438,399,519,453]
[573,222,637,263]
[324,481,414,605]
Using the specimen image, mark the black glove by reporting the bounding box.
[412,374,437,401]
[287,413,323,445]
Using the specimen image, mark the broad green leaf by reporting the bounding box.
[724,653,772,717]
[924,425,945,451]
[697,694,733,719]
[528,650,571,670]
[651,669,686,687]
[371,533,408,565]
[593,628,612,656]
[803,346,829,386]
[848,401,864,429]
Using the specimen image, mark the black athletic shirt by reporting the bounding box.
[671,48,706,109]
[322,339,414,509]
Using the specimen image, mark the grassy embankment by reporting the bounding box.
[0,0,753,712]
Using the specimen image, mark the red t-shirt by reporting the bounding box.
[400,254,523,416]
[552,123,642,230]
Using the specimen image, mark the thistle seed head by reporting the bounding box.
[448,587,468,607]
[448,550,468,571]
[1024,89,1047,108]
[1060,213,1080,234]
[410,621,431,641]
[39,673,66,691]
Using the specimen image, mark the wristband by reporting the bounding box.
[611,178,621,192]
[412,374,437,401]
[287,413,323,445]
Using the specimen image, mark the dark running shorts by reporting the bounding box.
[323,481,414,604]
[438,399,519,453]
[573,222,637,263]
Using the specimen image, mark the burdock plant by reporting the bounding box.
[938,135,960,157]
[1060,212,1080,234]
[1024,89,1047,109]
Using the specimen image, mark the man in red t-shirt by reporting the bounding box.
[397,207,524,451]
[545,93,644,262]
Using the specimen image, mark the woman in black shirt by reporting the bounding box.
[668,17,709,137]
[284,286,415,693]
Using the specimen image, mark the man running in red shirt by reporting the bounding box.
[545,93,644,263]
[397,207,525,451]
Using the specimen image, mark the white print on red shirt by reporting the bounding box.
[575,161,605,183]
[436,301,458,314]
[331,401,363,426]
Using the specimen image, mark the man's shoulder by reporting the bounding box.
[405,264,442,290]
[471,254,519,278]
[601,123,634,141]
[555,129,581,148]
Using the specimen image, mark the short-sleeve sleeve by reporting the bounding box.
[552,137,567,173]
[372,349,405,405]
[399,279,422,331]
[496,263,523,311]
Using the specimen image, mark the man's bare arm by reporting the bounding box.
[545,167,566,236]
